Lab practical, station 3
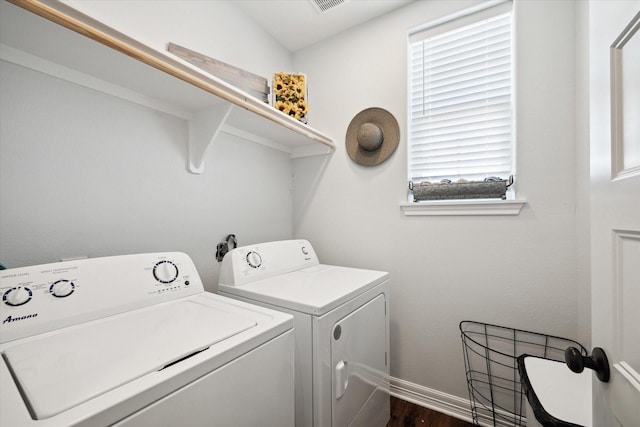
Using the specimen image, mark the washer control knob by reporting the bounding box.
[153,260,179,284]
[50,280,75,298]
[246,251,262,269]
[3,287,32,306]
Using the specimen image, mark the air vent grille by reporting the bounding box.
[310,0,347,13]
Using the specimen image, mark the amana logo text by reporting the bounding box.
[2,313,38,324]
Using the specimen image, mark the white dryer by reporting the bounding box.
[218,239,390,427]
[0,252,294,427]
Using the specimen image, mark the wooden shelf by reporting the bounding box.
[0,0,335,173]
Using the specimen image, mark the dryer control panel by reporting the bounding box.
[0,252,203,343]
[219,240,319,286]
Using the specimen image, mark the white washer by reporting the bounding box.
[218,239,390,427]
[0,252,294,427]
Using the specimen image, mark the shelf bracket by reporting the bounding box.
[188,104,233,174]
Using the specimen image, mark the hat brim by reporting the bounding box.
[345,107,400,166]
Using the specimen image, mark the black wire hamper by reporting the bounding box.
[459,321,587,426]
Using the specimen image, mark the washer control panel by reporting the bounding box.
[219,239,319,286]
[0,252,203,343]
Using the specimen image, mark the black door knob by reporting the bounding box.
[565,346,610,382]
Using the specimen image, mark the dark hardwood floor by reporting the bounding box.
[387,396,474,427]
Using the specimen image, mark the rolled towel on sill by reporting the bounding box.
[411,176,513,201]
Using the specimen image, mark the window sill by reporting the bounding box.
[400,199,526,216]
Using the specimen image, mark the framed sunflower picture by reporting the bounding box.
[273,72,309,124]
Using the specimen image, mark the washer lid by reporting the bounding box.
[219,265,388,315]
[2,300,256,420]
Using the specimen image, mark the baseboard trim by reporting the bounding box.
[388,378,517,427]
[389,377,474,423]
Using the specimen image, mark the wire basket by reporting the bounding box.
[459,321,587,427]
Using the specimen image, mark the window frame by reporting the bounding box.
[403,0,525,215]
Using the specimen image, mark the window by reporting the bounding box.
[407,1,514,191]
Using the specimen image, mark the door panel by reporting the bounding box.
[589,2,640,425]
[610,231,640,424]
[331,294,387,427]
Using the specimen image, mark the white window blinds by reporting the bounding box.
[408,2,513,184]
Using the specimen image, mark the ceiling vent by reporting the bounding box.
[310,0,348,13]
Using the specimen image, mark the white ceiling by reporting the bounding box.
[235,0,415,52]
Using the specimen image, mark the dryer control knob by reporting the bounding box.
[153,260,179,284]
[3,287,32,306]
[246,251,262,269]
[50,280,75,297]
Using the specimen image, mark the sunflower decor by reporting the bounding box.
[273,72,308,123]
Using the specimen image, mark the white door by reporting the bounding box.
[589,1,640,425]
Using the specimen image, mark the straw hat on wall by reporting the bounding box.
[345,107,400,166]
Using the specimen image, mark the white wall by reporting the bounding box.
[0,1,294,290]
[63,0,290,79]
[293,0,585,399]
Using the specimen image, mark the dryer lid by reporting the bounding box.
[2,300,256,420]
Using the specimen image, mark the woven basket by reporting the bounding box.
[412,176,513,201]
